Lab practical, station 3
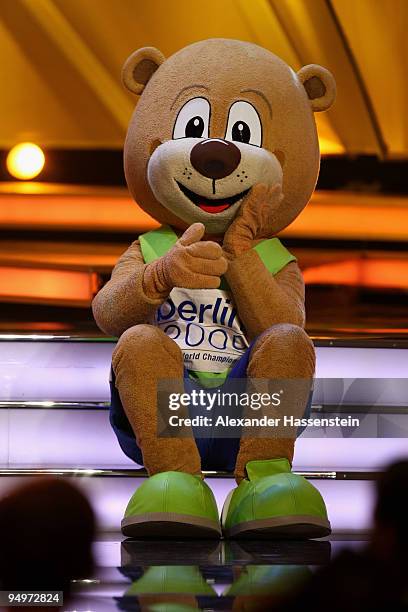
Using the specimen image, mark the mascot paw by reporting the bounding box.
[223,183,284,258]
[144,222,228,297]
[121,471,221,539]
[221,458,331,539]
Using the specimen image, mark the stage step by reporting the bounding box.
[0,403,407,471]
[0,466,377,535]
[95,535,339,568]
[1,336,408,404]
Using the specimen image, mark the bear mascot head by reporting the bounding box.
[122,38,335,236]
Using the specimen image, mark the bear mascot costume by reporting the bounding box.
[93,38,336,539]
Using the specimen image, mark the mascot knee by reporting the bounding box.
[250,324,315,377]
[112,324,179,371]
[113,324,153,361]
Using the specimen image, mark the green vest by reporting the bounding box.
[139,225,296,387]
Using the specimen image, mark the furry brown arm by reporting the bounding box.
[92,240,165,337]
[225,251,305,341]
[92,225,227,337]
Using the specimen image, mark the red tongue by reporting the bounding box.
[199,202,230,214]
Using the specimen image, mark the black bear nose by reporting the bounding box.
[190,139,241,180]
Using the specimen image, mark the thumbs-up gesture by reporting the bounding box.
[144,223,228,297]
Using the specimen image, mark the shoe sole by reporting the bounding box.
[122,512,221,539]
[223,515,331,540]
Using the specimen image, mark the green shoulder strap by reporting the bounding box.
[139,225,178,263]
[253,237,296,275]
[139,225,296,275]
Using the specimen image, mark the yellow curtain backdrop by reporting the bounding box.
[1,0,405,155]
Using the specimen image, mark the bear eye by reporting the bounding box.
[231,121,251,143]
[185,116,205,138]
[225,101,262,147]
[173,97,210,139]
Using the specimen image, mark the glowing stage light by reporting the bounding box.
[6,142,45,180]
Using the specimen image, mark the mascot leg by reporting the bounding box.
[113,324,220,538]
[222,323,331,539]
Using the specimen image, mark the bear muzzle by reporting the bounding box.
[190,139,241,180]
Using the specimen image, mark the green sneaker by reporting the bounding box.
[121,471,221,538]
[222,458,331,539]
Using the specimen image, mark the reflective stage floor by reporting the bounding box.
[66,534,367,611]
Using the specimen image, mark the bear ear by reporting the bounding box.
[297,64,336,112]
[122,47,165,95]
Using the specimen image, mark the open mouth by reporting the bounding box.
[176,181,250,214]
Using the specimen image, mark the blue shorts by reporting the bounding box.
[110,340,312,472]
